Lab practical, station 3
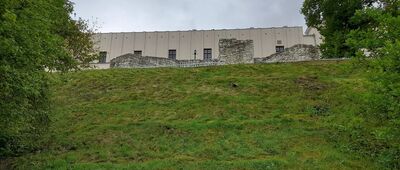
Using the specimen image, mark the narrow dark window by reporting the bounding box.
[168,50,177,60]
[134,50,142,56]
[203,48,212,61]
[276,46,285,53]
[99,51,107,63]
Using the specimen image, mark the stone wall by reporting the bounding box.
[109,43,321,68]
[254,44,320,63]
[110,54,177,68]
[219,39,254,64]
[110,54,225,68]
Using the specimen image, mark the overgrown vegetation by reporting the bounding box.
[302,0,400,168]
[0,0,96,158]
[8,61,393,169]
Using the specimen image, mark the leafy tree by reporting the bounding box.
[0,0,96,157]
[301,0,373,58]
[302,0,400,167]
[346,1,400,167]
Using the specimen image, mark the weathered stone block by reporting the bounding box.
[254,44,320,63]
[218,39,254,64]
[110,54,177,68]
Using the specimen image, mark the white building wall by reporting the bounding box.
[306,27,323,45]
[203,30,215,59]
[99,33,112,55]
[261,28,274,57]
[134,32,146,53]
[156,32,169,58]
[249,29,262,58]
[168,32,180,57]
[303,35,317,46]
[179,31,192,60]
[191,31,203,60]
[122,32,134,55]
[109,33,124,62]
[145,32,157,57]
[94,26,320,62]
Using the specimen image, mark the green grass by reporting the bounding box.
[15,61,383,169]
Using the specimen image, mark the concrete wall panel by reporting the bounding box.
[261,28,276,57]
[156,32,169,58]
[134,32,145,52]
[191,31,204,60]
[168,32,180,57]
[250,29,262,58]
[145,32,157,57]
[122,32,135,55]
[179,32,192,60]
[110,33,124,61]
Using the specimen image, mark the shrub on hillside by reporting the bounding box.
[0,0,96,158]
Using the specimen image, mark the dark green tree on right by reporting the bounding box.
[301,0,375,58]
[302,0,400,168]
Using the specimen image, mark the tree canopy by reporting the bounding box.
[0,0,96,157]
[302,0,400,168]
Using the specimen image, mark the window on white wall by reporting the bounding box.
[168,50,176,60]
[98,51,107,63]
[204,48,212,61]
[276,46,285,53]
[134,51,142,56]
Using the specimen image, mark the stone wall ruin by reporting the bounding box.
[218,39,254,64]
[107,39,321,69]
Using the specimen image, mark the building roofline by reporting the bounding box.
[96,26,304,34]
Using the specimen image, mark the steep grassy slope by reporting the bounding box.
[15,61,382,169]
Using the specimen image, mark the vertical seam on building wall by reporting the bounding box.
[260,29,264,57]
[109,33,113,61]
[274,29,277,54]
[202,31,205,59]
[144,32,147,56]
[121,33,125,55]
[215,31,218,59]
[132,32,135,53]
[190,32,193,60]
[248,29,252,57]
[286,28,289,48]
[155,32,159,57]
[298,29,301,47]
[167,32,170,58]
[179,32,181,60]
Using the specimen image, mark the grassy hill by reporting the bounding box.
[15,61,382,169]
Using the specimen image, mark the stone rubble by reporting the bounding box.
[254,44,320,63]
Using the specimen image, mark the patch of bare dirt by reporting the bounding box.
[295,75,327,91]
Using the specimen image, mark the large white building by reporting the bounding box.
[92,26,322,64]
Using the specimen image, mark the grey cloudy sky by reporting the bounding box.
[71,0,306,33]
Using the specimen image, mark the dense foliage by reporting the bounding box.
[303,0,400,168]
[301,0,372,58]
[0,0,96,158]
[346,1,400,168]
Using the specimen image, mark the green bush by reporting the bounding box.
[346,3,400,168]
[0,0,96,158]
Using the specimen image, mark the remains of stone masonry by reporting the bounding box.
[219,39,254,64]
[110,54,225,68]
[254,44,320,63]
[109,38,321,69]
[110,54,176,68]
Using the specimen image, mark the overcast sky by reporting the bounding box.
[71,0,306,33]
